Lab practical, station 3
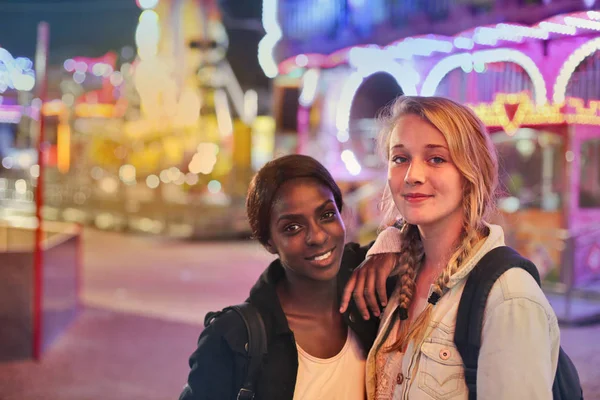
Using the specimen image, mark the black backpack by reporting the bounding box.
[454,246,583,400]
[204,303,268,400]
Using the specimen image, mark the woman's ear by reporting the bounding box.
[264,240,278,255]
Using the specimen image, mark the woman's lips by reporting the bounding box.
[403,194,433,203]
[306,247,336,267]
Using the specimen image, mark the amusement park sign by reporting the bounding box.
[468,92,600,134]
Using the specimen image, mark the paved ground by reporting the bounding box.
[0,229,274,400]
[0,228,599,399]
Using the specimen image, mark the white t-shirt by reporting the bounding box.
[293,329,367,400]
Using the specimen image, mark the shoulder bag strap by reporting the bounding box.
[454,246,540,400]
[229,303,268,400]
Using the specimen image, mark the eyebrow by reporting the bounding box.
[391,144,449,151]
[277,199,335,223]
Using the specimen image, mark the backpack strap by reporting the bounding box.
[454,246,541,400]
[228,303,268,400]
[205,303,268,400]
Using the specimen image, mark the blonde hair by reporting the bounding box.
[377,96,498,352]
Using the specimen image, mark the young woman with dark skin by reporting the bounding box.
[179,154,398,400]
[268,175,348,359]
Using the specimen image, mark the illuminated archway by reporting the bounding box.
[554,37,600,104]
[421,49,547,105]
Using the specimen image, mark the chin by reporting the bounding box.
[401,211,433,225]
[405,216,448,229]
[309,255,343,281]
[313,269,339,281]
[304,266,338,282]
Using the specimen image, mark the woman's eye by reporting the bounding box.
[391,155,408,164]
[429,157,446,165]
[284,224,301,233]
[322,211,336,220]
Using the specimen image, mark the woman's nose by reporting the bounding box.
[404,162,425,185]
[306,223,328,246]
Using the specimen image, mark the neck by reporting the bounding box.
[418,213,464,274]
[277,272,338,316]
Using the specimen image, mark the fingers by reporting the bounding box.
[339,271,357,313]
[364,268,380,317]
[376,273,388,308]
[376,254,396,307]
[341,253,398,319]
[352,267,369,320]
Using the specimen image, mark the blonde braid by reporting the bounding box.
[430,188,491,299]
[397,223,424,304]
[430,229,476,297]
[386,222,423,352]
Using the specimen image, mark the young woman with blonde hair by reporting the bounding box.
[340,96,561,399]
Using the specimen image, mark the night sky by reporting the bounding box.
[0,0,267,89]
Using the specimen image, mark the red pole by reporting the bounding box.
[76,224,83,310]
[33,21,49,361]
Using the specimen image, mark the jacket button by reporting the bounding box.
[396,373,404,385]
[245,343,248,352]
[349,313,356,323]
[440,349,451,360]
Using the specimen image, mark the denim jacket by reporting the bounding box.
[366,224,561,400]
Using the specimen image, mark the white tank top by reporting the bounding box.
[293,329,367,400]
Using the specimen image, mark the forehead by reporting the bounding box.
[389,114,447,148]
[271,178,335,216]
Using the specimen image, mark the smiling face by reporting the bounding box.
[266,178,346,282]
[388,114,465,231]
